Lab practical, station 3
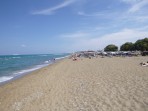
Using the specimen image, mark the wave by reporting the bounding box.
[0,76,14,83]
[44,60,51,64]
[13,64,48,76]
[0,54,69,84]
[55,55,69,60]
[0,64,49,84]
[12,57,21,59]
[1,56,21,61]
[38,55,48,56]
[55,56,65,60]
[12,56,68,76]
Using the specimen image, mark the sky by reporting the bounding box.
[0,0,148,55]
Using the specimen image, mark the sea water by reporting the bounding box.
[0,54,69,83]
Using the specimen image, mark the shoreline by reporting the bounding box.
[0,64,49,86]
[0,56,67,86]
[0,56,148,111]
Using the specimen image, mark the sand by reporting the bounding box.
[0,56,148,111]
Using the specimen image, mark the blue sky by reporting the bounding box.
[0,0,148,55]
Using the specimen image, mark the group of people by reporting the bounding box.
[140,61,148,67]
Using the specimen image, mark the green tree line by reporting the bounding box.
[104,38,148,51]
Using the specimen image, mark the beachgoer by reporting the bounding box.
[140,62,148,66]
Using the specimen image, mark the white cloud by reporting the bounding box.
[95,29,147,46]
[21,44,26,48]
[77,0,148,24]
[60,31,90,38]
[32,0,76,15]
[134,15,148,22]
[128,0,148,13]
[78,11,93,16]
[121,0,142,4]
[62,28,148,51]
[77,11,112,18]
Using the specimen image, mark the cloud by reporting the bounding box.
[32,0,76,15]
[78,11,95,16]
[121,0,141,4]
[62,28,148,51]
[133,15,148,22]
[21,44,26,48]
[95,29,148,46]
[77,0,148,23]
[60,31,90,38]
[78,11,113,18]
[128,0,148,13]
[94,28,148,49]
[121,0,148,13]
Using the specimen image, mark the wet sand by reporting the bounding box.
[0,56,148,111]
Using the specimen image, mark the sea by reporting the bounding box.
[0,53,69,84]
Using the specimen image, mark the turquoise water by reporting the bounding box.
[0,54,69,83]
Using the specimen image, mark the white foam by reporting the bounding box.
[55,57,65,60]
[0,76,14,83]
[44,60,51,64]
[0,55,69,83]
[12,57,21,59]
[55,55,69,60]
[0,64,49,83]
[38,55,48,56]
[13,64,48,75]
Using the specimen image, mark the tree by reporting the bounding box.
[104,44,118,51]
[120,42,134,51]
[134,38,148,51]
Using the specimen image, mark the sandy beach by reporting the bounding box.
[0,56,148,111]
